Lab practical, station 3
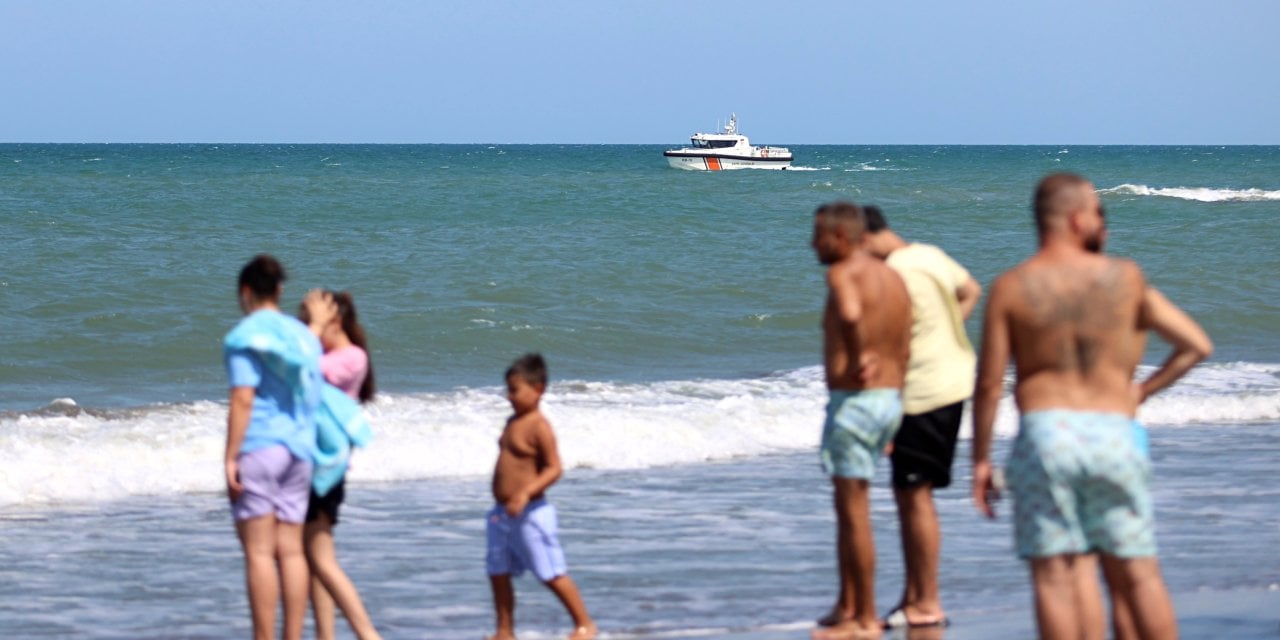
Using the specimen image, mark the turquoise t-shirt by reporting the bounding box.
[224,310,322,461]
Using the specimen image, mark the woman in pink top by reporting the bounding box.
[300,290,381,640]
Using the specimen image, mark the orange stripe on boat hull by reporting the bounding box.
[705,157,722,171]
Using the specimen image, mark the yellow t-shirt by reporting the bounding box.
[886,243,976,414]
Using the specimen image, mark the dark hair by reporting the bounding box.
[506,353,548,388]
[1033,173,1090,234]
[813,201,866,240]
[862,205,888,233]
[298,290,377,404]
[238,254,286,300]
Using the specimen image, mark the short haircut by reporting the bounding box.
[1033,173,1091,234]
[862,205,888,233]
[238,254,286,299]
[813,201,866,241]
[506,353,548,388]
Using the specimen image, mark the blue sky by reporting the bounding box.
[2,1,1276,144]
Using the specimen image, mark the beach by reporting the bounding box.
[1,144,1278,637]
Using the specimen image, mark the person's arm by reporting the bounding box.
[971,277,1011,519]
[302,289,337,337]
[1136,287,1213,402]
[224,386,255,501]
[956,276,982,321]
[504,419,565,516]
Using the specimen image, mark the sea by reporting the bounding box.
[1,144,1278,638]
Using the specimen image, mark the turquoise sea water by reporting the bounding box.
[3,144,1278,412]
[1,145,1278,637]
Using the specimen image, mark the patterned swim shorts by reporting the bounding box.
[819,389,903,480]
[1007,410,1155,558]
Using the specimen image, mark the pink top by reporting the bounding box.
[321,345,369,400]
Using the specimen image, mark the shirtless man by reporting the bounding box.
[972,173,1212,640]
[810,202,912,640]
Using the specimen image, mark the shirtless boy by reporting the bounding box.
[810,202,913,640]
[971,173,1212,640]
[486,353,596,640]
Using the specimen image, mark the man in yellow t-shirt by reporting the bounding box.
[864,207,981,630]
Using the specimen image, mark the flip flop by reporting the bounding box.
[882,606,950,629]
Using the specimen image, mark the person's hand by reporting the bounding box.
[226,459,244,502]
[505,491,529,517]
[1130,380,1145,408]
[303,289,338,334]
[972,459,1000,519]
[857,353,880,386]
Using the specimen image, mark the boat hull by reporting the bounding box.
[664,152,792,171]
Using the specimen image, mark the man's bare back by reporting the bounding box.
[819,240,911,392]
[990,250,1147,414]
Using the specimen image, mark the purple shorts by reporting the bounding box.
[231,445,313,524]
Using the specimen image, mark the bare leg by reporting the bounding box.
[1109,576,1139,640]
[238,515,281,640]
[276,522,309,640]
[888,484,946,624]
[310,571,336,640]
[1072,553,1106,640]
[306,514,382,640]
[817,479,856,627]
[812,478,882,640]
[543,575,596,639]
[488,574,516,640]
[1100,555,1177,640]
[1029,554,1095,640]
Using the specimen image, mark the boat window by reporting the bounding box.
[691,139,710,148]
[708,139,738,149]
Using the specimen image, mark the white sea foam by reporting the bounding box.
[1101,183,1280,202]
[785,166,830,171]
[843,161,910,172]
[1,363,1275,508]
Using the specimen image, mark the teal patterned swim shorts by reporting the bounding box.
[1007,410,1155,558]
[819,389,903,480]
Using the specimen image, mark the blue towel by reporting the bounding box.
[312,383,374,497]
[223,309,323,460]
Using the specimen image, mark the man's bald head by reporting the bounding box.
[1034,173,1093,236]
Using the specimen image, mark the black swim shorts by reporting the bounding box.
[889,401,964,489]
[306,479,346,525]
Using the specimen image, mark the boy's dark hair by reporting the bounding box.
[238,254,286,298]
[862,205,889,233]
[506,353,548,387]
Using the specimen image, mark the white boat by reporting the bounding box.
[663,113,793,171]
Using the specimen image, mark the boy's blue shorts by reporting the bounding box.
[485,499,568,582]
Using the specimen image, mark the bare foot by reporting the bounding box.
[566,622,598,640]
[485,632,516,640]
[811,620,883,640]
[816,606,855,627]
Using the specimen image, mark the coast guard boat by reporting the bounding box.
[663,113,792,171]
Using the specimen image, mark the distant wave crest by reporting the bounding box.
[1,362,1275,508]
[1101,183,1280,202]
